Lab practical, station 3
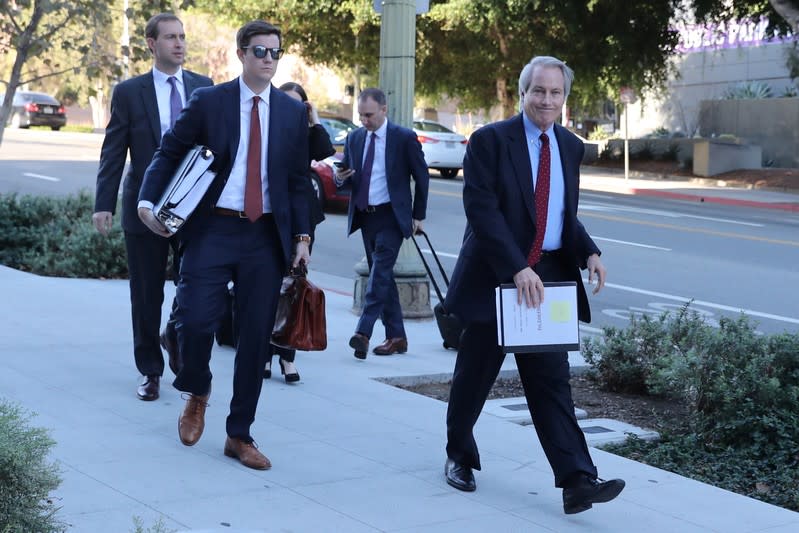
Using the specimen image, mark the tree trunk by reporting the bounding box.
[0,2,44,147]
[495,77,516,120]
[769,0,799,34]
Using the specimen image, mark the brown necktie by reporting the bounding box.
[244,95,263,222]
[527,133,551,266]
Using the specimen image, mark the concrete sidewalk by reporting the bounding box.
[1,263,798,533]
[579,165,799,212]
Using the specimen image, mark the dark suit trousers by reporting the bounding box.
[124,231,178,377]
[173,215,283,440]
[355,208,405,339]
[446,253,597,487]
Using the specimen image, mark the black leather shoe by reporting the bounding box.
[444,458,476,492]
[562,475,625,514]
[349,333,369,360]
[263,361,272,380]
[160,330,181,376]
[136,375,160,401]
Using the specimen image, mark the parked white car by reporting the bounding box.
[413,119,468,179]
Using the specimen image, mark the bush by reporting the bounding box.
[0,192,128,278]
[0,400,64,533]
[586,305,799,511]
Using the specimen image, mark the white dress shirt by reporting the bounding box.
[523,113,564,251]
[216,79,272,213]
[152,66,185,138]
[364,119,390,206]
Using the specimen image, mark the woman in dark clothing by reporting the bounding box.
[264,82,336,383]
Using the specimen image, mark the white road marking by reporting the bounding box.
[588,279,799,325]
[419,248,459,259]
[23,172,60,182]
[591,236,671,251]
[581,203,763,227]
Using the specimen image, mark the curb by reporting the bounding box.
[627,188,799,212]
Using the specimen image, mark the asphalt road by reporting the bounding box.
[2,128,797,337]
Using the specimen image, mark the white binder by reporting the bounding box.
[154,145,216,234]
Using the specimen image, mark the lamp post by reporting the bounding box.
[352,0,433,319]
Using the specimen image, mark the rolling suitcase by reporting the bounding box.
[411,230,463,350]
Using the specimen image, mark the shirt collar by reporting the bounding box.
[522,113,554,145]
[369,118,388,139]
[152,66,183,85]
[239,77,271,106]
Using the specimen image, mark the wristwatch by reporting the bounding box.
[293,234,311,244]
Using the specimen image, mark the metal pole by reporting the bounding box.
[378,0,416,127]
[624,102,629,180]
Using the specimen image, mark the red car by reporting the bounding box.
[310,156,350,209]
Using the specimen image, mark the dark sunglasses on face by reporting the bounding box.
[243,45,284,60]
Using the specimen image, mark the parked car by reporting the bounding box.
[318,112,358,153]
[413,119,467,179]
[2,90,67,130]
[310,155,350,209]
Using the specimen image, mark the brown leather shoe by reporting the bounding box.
[160,330,181,376]
[373,337,408,356]
[136,375,160,401]
[349,333,370,360]
[178,392,209,446]
[224,437,272,470]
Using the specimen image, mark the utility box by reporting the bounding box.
[693,139,762,177]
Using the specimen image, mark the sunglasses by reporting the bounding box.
[243,45,284,60]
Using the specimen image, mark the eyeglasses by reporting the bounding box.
[243,45,284,60]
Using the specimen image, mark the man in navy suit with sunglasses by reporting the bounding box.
[138,20,311,470]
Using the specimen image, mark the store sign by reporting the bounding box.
[675,17,796,53]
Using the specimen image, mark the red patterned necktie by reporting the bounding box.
[527,133,551,266]
[244,95,263,222]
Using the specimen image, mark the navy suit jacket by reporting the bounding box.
[444,115,600,325]
[340,121,429,238]
[138,79,311,266]
[94,70,213,234]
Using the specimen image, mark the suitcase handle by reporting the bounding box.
[411,230,450,302]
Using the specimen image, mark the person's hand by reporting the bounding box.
[412,219,424,235]
[306,100,321,125]
[587,253,606,295]
[137,206,171,237]
[292,241,310,268]
[333,166,354,186]
[513,266,544,308]
[92,211,113,236]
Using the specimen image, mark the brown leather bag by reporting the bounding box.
[271,264,327,351]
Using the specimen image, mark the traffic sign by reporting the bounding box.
[620,86,637,104]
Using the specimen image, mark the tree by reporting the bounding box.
[0,0,196,146]
[0,0,111,145]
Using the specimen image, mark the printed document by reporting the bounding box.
[495,281,579,353]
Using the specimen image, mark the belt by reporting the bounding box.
[358,202,391,214]
[214,207,273,220]
[539,249,562,259]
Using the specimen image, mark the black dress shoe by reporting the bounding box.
[349,333,369,360]
[263,361,272,380]
[160,330,181,376]
[562,475,625,514]
[136,375,160,401]
[444,458,476,492]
